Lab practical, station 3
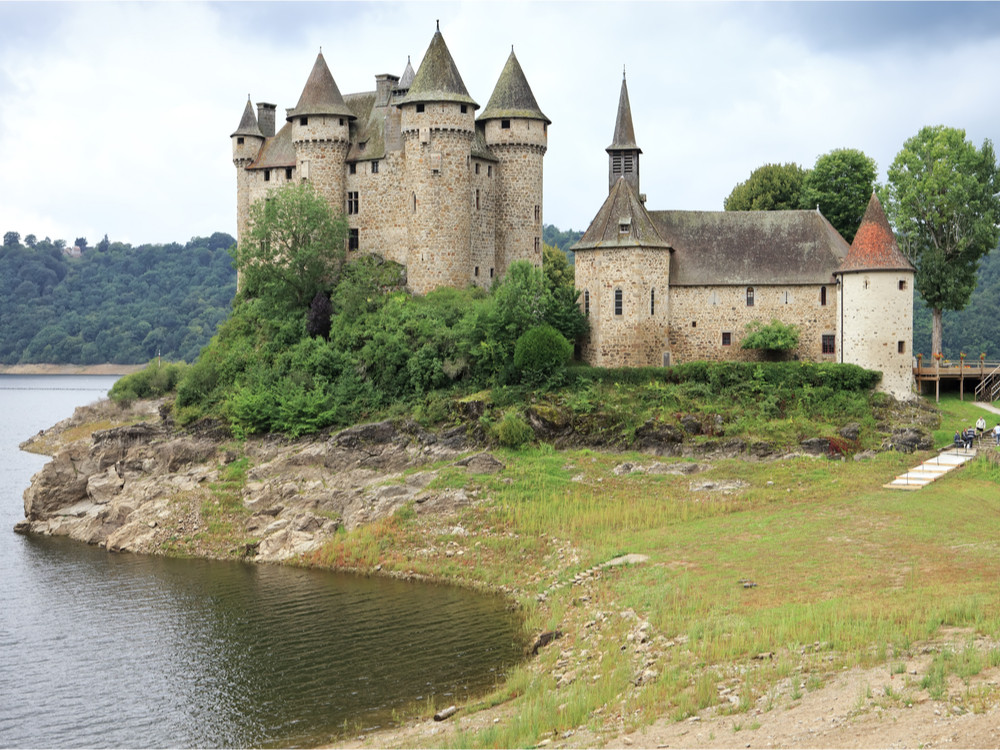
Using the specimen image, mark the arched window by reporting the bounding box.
[614,288,623,316]
[746,287,755,307]
[584,290,590,316]
[650,288,655,316]
[820,286,827,306]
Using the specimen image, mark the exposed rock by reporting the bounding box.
[454,452,505,474]
[888,427,933,453]
[839,422,862,441]
[800,437,831,455]
[530,630,563,655]
[679,415,702,435]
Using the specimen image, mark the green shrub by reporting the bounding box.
[495,409,534,448]
[513,324,572,385]
[741,319,800,354]
[110,360,187,404]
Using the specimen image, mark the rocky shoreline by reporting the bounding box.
[0,363,145,376]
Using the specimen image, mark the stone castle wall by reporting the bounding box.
[839,271,914,400]
[346,152,408,267]
[668,284,839,363]
[471,158,498,288]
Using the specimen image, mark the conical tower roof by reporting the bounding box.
[574,177,670,251]
[400,25,478,108]
[398,56,416,90]
[607,72,641,153]
[838,192,913,273]
[478,49,549,124]
[287,51,355,120]
[231,97,263,138]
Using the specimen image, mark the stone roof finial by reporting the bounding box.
[436,19,440,31]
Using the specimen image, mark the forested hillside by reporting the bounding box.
[913,244,1000,359]
[0,233,236,364]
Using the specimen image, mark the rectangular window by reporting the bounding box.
[899,279,907,290]
[820,286,827,306]
[461,104,468,114]
[534,237,540,253]
[722,332,731,346]
[371,160,379,174]
[349,163,357,175]
[584,290,590,316]
[300,116,308,126]
[416,104,425,113]
[746,287,754,306]
[501,119,510,129]
[534,205,540,222]
[487,165,492,177]
[612,154,622,174]
[264,169,270,182]
[476,189,480,210]
[489,267,494,278]
[348,228,359,252]
[475,163,480,175]
[474,266,479,277]
[285,167,293,180]
[237,137,244,145]
[347,191,359,215]
[822,334,835,354]
[898,340,906,354]
[614,289,623,316]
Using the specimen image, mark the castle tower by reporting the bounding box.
[231,97,265,244]
[479,49,550,277]
[288,52,355,212]
[607,72,641,196]
[834,193,915,400]
[398,25,478,295]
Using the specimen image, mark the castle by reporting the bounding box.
[572,74,915,401]
[231,24,548,295]
[231,31,915,401]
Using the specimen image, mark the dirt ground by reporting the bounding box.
[336,631,1000,749]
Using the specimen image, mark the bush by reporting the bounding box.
[513,324,572,385]
[109,360,186,404]
[741,319,800,355]
[495,409,534,448]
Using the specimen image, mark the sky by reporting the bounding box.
[3,1,1000,246]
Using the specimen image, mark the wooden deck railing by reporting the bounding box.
[913,357,1000,402]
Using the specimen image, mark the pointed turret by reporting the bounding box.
[287,51,355,120]
[398,56,416,92]
[231,97,263,140]
[838,192,914,273]
[575,177,669,251]
[478,50,549,124]
[606,71,642,195]
[400,26,478,108]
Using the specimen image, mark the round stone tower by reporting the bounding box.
[479,49,549,277]
[288,51,355,211]
[231,97,265,245]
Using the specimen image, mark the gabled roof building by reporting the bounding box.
[231,25,549,295]
[574,75,915,400]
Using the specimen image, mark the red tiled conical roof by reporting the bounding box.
[838,193,913,273]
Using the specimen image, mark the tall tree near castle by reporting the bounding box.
[882,125,1000,357]
[723,163,805,211]
[799,148,876,243]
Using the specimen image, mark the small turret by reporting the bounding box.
[607,71,641,195]
[231,96,264,167]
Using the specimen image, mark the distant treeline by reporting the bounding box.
[543,224,582,262]
[0,232,236,365]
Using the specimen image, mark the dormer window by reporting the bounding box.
[619,217,631,234]
[300,116,308,126]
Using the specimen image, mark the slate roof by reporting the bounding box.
[574,178,670,251]
[398,56,416,90]
[607,74,640,153]
[231,97,263,139]
[472,127,499,162]
[287,52,356,120]
[837,192,913,274]
[345,92,386,162]
[478,50,549,124]
[248,121,296,169]
[399,28,478,108]
[651,209,850,285]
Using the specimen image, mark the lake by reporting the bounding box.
[0,375,524,748]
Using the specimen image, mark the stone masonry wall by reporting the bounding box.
[471,158,497,289]
[346,151,408,268]
[668,284,838,363]
[840,271,914,400]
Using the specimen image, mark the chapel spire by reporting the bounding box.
[606,70,642,194]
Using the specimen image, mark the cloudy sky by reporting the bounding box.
[2,1,1000,246]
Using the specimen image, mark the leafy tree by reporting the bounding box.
[74,237,88,251]
[97,234,110,253]
[724,163,807,211]
[882,125,1000,356]
[741,319,800,358]
[799,148,877,243]
[542,243,574,292]
[24,234,37,248]
[514,324,573,385]
[235,182,348,312]
[4,231,20,248]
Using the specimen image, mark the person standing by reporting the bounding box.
[976,416,986,441]
[994,422,1000,446]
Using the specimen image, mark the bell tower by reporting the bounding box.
[607,70,641,196]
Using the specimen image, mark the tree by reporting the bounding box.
[97,234,110,253]
[724,163,807,211]
[542,243,574,293]
[235,182,348,311]
[882,125,1000,356]
[799,148,877,243]
[74,237,88,252]
[24,234,37,248]
[4,231,20,248]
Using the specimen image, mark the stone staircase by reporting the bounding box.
[883,448,978,490]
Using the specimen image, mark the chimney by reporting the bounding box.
[375,74,399,107]
[256,102,277,138]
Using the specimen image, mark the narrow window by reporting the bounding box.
[285,167,293,180]
[349,163,357,175]
[347,191,359,215]
[898,340,906,354]
[534,205,540,222]
[264,169,270,182]
[490,267,494,278]
[863,277,870,290]
[348,228,359,252]
[534,237,540,253]
[898,279,907,290]
[722,332,732,346]
[584,290,590,316]
[488,165,492,177]
[614,289,623,316]
[784,291,790,304]
[416,104,425,113]
[476,189,480,210]
[501,119,510,129]
[650,288,655,316]
[300,116,308,126]
[475,163,480,175]
[820,286,827,306]
[237,137,244,145]
[413,193,417,212]
[746,287,754,306]
[692,321,697,328]
[612,154,622,174]
[371,160,379,174]
[461,104,468,114]
[474,266,479,277]
[623,153,633,173]
[339,118,344,126]
[822,334,835,354]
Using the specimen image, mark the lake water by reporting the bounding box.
[0,375,525,748]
